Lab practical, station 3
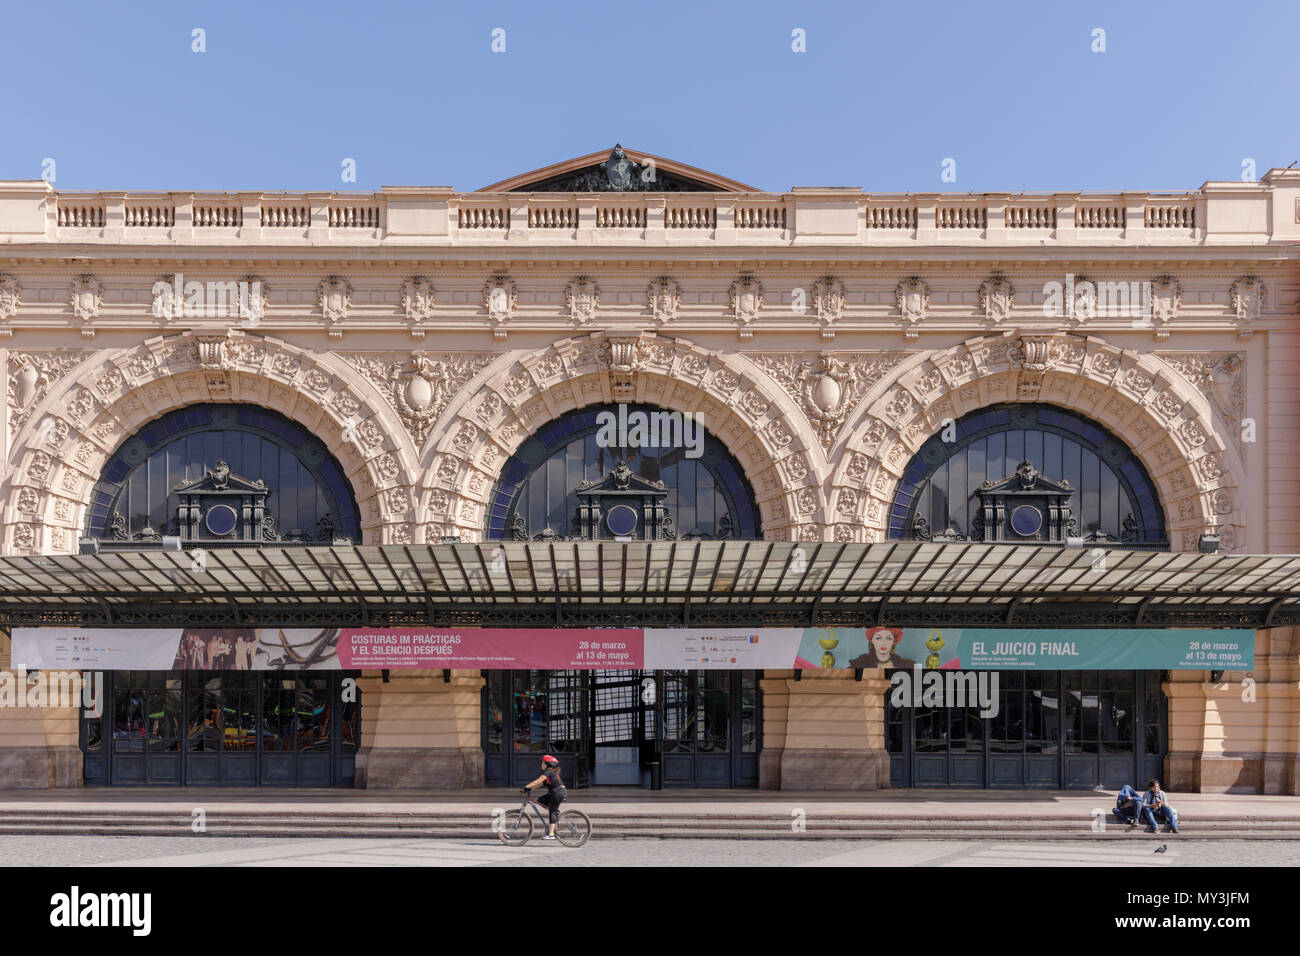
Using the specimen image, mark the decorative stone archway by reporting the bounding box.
[831,332,1246,550]
[3,330,420,553]
[416,332,825,543]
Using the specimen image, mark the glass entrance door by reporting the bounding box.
[185,672,257,785]
[483,669,761,788]
[108,671,182,784]
[888,670,1166,789]
[660,671,759,788]
[484,670,590,788]
[83,671,359,786]
[591,670,652,785]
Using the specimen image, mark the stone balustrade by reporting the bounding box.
[2,169,1296,246]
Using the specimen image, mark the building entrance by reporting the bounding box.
[80,671,360,786]
[886,670,1166,789]
[483,670,760,788]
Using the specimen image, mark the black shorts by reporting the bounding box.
[538,790,566,823]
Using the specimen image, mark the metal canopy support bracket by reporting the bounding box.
[1264,597,1286,629]
[1135,595,1155,627]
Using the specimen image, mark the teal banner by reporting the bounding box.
[794,628,1255,671]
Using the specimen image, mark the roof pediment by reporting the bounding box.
[478,144,757,193]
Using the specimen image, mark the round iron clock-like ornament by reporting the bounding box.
[205,503,239,537]
[606,504,639,537]
[1010,504,1043,537]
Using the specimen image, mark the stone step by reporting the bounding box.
[0,823,1291,841]
[1,808,1296,824]
[0,812,1294,828]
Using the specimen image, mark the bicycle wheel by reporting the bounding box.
[555,809,591,847]
[499,808,533,846]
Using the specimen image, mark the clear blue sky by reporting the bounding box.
[2,0,1295,194]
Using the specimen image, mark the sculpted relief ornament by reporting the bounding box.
[1228,276,1265,337]
[317,276,353,338]
[607,334,648,401]
[757,350,908,451]
[399,276,436,338]
[1158,351,1246,438]
[565,276,600,327]
[811,275,847,340]
[729,274,764,339]
[1148,276,1180,336]
[239,275,271,327]
[895,276,930,340]
[71,274,104,338]
[6,350,92,441]
[0,274,21,336]
[483,273,517,340]
[646,276,682,324]
[342,350,497,446]
[978,274,1014,325]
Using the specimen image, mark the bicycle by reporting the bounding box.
[499,790,591,847]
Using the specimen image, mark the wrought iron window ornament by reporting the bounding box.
[86,404,361,547]
[890,403,1167,550]
[975,459,1077,542]
[486,404,760,542]
[573,460,677,541]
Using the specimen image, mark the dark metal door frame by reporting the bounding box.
[889,670,1167,790]
[84,671,355,787]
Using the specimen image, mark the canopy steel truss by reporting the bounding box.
[0,541,1296,630]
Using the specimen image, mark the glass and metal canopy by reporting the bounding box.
[0,542,1295,630]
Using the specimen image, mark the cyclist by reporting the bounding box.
[521,755,567,841]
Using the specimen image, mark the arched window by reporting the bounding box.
[890,403,1167,548]
[486,405,761,541]
[86,405,361,544]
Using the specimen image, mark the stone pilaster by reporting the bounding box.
[354,669,485,789]
[770,669,891,790]
[0,629,82,789]
[1165,627,1300,794]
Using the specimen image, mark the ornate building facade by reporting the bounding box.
[0,146,1296,792]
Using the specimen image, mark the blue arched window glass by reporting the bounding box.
[86,405,361,543]
[890,403,1167,548]
[486,405,761,541]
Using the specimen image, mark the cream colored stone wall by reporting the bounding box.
[354,669,485,788]
[0,164,1295,791]
[0,629,81,787]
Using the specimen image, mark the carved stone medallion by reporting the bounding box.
[811,275,847,340]
[730,274,764,338]
[646,276,681,324]
[895,276,929,339]
[400,276,436,336]
[483,273,517,339]
[317,276,353,332]
[978,274,1014,324]
[565,276,600,326]
[71,275,104,336]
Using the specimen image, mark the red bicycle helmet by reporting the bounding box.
[542,755,559,765]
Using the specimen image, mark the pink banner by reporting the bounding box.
[336,628,644,669]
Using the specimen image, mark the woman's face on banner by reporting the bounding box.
[870,630,896,658]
